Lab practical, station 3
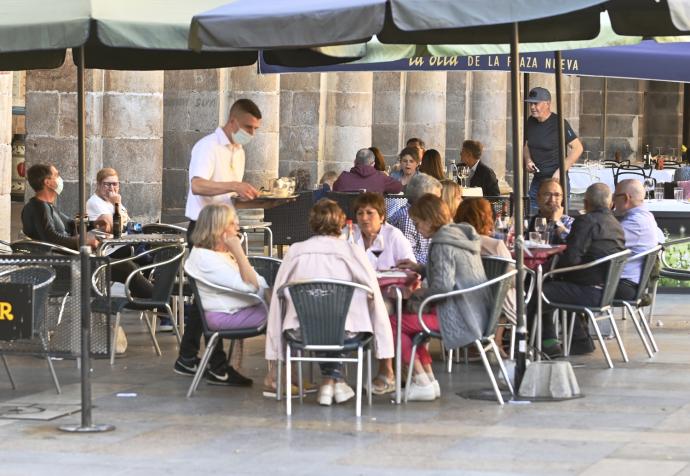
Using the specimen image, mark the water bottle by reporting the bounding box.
[447,160,458,181]
[643,144,652,169]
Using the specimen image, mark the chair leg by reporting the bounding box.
[586,309,614,369]
[46,356,61,395]
[638,308,659,353]
[509,324,516,361]
[187,332,220,398]
[297,351,303,405]
[476,340,503,405]
[110,312,122,365]
[367,348,372,407]
[446,349,453,373]
[404,343,418,404]
[607,309,629,363]
[356,346,363,417]
[165,304,181,344]
[624,302,654,358]
[286,344,292,416]
[647,280,659,325]
[142,311,162,356]
[1,354,16,390]
[490,338,514,396]
[276,359,282,402]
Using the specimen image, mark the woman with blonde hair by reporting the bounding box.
[177,203,269,386]
[440,179,463,218]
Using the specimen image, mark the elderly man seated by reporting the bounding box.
[612,179,664,300]
[527,178,574,244]
[529,183,625,357]
[389,173,442,264]
[332,148,402,193]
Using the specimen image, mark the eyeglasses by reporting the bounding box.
[101,182,119,188]
[540,192,562,199]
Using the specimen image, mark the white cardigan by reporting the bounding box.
[184,247,268,314]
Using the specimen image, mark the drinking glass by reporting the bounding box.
[583,150,591,167]
[534,217,547,234]
[654,184,665,201]
[655,147,664,158]
[643,178,655,201]
[458,165,470,187]
[674,187,684,202]
[529,231,542,244]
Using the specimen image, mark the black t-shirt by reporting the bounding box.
[525,113,577,179]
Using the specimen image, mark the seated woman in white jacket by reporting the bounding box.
[185,203,269,332]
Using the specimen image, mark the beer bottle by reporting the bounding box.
[113,203,122,238]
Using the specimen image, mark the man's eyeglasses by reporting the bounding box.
[540,192,562,199]
[102,182,119,188]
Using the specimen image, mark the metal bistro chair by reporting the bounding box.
[406,269,517,405]
[91,243,185,364]
[541,249,631,369]
[326,191,361,220]
[186,275,268,397]
[279,279,374,417]
[612,245,663,358]
[10,239,79,256]
[264,191,314,258]
[0,266,58,392]
[613,164,652,187]
[142,223,188,235]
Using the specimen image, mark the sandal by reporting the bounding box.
[371,374,396,395]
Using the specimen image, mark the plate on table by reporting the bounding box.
[524,241,555,249]
[376,270,408,279]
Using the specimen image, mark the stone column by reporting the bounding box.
[323,72,373,172]
[579,77,644,161]
[226,66,280,190]
[102,71,163,224]
[0,72,11,241]
[445,71,470,165]
[372,72,405,166]
[279,73,322,185]
[644,80,684,154]
[467,72,508,180]
[25,52,105,217]
[163,69,224,222]
[403,71,446,156]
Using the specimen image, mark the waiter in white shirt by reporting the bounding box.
[177,98,270,386]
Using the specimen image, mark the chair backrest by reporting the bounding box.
[264,191,314,246]
[10,239,78,256]
[603,159,630,168]
[326,192,361,220]
[481,256,514,279]
[132,244,184,303]
[483,271,517,339]
[663,160,681,169]
[614,165,650,185]
[384,194,407,219]
[628,245,663,302]
[598,250,632,308]
[280,279,368,347]
[247,256,282,287]
[483,196,511,219]
[142,223,187,236]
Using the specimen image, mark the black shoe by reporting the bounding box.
[543,343,563,359]
[570,337,595,355]
[173,356,200,376]
[206,366,253,387]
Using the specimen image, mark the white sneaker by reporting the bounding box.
[432,380,441,399]
[334,382,355,404]
[406,381,436,401]
[318,383,334,406]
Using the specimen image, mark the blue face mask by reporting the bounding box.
[231,127,253,146]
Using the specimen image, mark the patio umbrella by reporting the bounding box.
[0,0,386,433]
[190,0,690,393]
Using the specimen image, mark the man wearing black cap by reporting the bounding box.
[524,87,583,209]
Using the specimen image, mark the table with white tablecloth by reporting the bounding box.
[569,166,675,192]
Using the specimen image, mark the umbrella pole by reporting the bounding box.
[510,23,527,392]
[555,51,568,211]
[59,46,115,434]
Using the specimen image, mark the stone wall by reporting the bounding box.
[644,81,684,155]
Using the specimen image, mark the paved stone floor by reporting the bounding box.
[0,295,689,475]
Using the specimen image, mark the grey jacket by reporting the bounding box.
[420,223,490,349]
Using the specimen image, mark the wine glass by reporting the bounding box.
[458,165,470,187]
[643,177,655,201]
[583,150,591,167]
[655,147,664,158]
[369,240,385,270]
[534,217,547,244]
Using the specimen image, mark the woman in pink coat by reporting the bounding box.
[266,199,394,406]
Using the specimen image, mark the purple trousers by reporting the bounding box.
[205,304,267,331]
